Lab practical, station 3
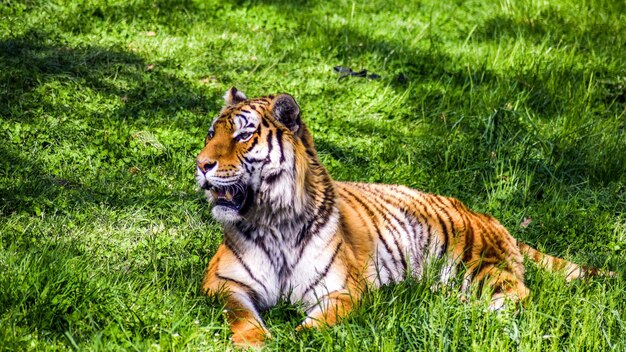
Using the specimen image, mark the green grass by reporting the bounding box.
[1,0,625,350]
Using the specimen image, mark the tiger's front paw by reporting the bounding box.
[231,324,271,349]
[296,316,324,331]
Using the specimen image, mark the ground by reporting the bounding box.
[1,0,625,350]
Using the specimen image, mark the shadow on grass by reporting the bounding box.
[233,0,311,9]
[473,3,626,49]
[299,16,626,187]
[0,29,218,123]
[0,29,220,217]
[1,0,623,233]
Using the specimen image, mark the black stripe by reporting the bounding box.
[422,218,432,257]
[223,239,271,297]
[339,187,403,274]
[352,185,409,273]
[462,219,475,263]
[243,156,266,164]
[385,186,438,259]
[216,273,255,293]
[252,235,281,271]
[236,114,248,124]
[429,196,456,255]
[413,195,450,256]
[354,185,409,229]
[264,170,284,185]
[215,273,263,311]
[262,118,270,127]
[276,128,285,163]
[235,224,280,271]
[405,213,424,272]
[471,219,505,274]
[302,242,343,298]
[392,187,449,258]
[237,223,254,241]
[476,214,515,249]
[295,222,311,249]
[338,190,394,279]
[389,190,434,259]
[266,130,273,155]
[472,215,504,262]
[296,183,335,253]
[247,135,259,149]
[361,186,419,251]
[279,251,291,277]
[354,185,416,239]
[487,216,518,249]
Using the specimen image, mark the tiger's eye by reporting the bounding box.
[236,132,253,142]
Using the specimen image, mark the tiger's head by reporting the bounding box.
[196,87,311,224]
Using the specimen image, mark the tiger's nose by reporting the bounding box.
[197,159,217,173]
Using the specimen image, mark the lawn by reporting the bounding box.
[1,0,625,350]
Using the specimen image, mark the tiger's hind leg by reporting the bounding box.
[459,213,529,310]
[478,266,530,311]
[489,282,529,311]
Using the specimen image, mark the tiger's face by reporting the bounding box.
[196,87,304,223]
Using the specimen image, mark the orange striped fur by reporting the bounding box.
[195,88,613,347]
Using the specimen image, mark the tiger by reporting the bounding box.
[195,87,613,347]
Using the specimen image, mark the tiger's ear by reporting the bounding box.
[223,86,247,106]
[271,94,301,134]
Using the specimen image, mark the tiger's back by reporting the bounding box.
[336,181,527,305]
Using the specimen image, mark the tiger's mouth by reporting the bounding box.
[205,183,253,213]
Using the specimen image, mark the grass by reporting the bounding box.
[1,0,625,350]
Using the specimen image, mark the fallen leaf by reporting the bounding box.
[146,64,155,71]
[520,217,532,228]
[200,76,217,84]
[127,43,139,52]
[145,31,156,37]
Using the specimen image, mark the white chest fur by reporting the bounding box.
[222,210,345,310]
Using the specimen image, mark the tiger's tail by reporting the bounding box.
[517,242,616,281]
